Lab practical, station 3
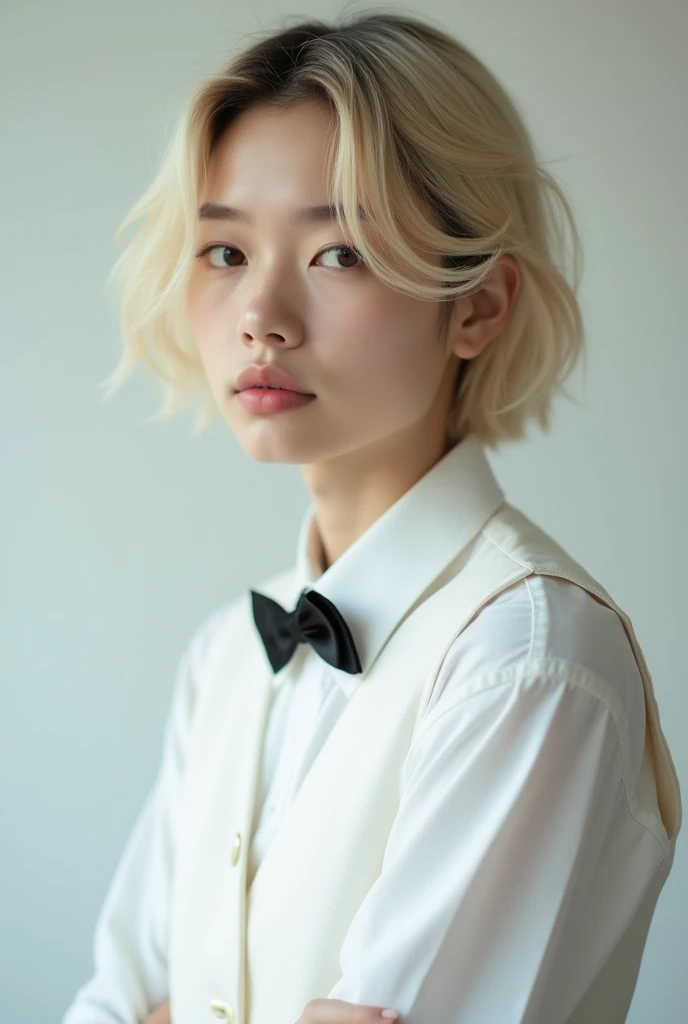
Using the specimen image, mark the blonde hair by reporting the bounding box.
[101,6,586,450]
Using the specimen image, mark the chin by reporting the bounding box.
[234,430,323,465]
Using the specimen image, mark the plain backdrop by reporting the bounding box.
[1,0,686,1020]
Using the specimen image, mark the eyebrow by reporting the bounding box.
[197,202,367,224]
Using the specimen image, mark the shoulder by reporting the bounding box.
[174,566,295,701]
[183,599,237,673]
[429,575,644,740]
[167,600,237,719]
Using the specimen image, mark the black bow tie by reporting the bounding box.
[250,587,362,675]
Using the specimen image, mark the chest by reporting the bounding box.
[249,649,349,883]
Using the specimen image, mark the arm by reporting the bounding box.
[141,999,170,1024]
[142,1000,171,1024]
[61,605,230,1024]
[326,662,645,1023]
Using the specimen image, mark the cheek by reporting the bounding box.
[186,281,206,344]
[186,281,224,364]
[328,298,439,396]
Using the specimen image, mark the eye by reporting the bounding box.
[316,245,364,270]
[193,243,364,271]
[194,245,244,269]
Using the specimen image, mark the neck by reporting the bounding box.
[301,427,458,573]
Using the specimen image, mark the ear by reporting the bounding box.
[446,254,522,360]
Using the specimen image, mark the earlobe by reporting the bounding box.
[451,330,494,361]
[446,303,496,361]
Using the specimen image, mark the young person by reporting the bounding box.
[62,11,682,1024]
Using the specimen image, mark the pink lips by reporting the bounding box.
[236,388,316,414]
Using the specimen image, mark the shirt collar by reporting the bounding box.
[288,433,505,696]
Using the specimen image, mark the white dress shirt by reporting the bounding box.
[62,452,668,1023]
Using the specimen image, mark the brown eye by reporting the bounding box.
[202,245,244,268]
[194,243,364,271]
[317,245,363,270]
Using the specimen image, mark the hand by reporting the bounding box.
[141,998,171,1024]
[296,998,400,1023]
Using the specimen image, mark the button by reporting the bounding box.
[209,998,235,1021]
[230,832,242,866]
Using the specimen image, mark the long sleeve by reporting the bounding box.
[326,661,660,1023]
[61,604,230,1024]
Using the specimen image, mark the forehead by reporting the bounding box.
[201,100,337,207]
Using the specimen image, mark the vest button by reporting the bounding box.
[230,832,242,866]
[209,998,235,1021]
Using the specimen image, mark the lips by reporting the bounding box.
[234,364,314,395]
[241,384,302,395]
[237,387,316,414]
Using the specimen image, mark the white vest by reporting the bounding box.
[168,501,681,1024]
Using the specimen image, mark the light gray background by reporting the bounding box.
[1,1,685,1020]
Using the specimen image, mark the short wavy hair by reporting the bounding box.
[101,7,586,450]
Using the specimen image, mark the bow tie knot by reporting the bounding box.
[250,587,362,675]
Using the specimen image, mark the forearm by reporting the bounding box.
[141,999,170,1024]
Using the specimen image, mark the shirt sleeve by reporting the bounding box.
[326,664,637,1023]
[61,604,230,1024]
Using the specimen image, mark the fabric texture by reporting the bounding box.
[61,434,682,1024]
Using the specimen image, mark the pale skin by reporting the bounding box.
[149,98,521,1024]
[186,97,521,572]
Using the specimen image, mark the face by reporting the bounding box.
[186,98,460,467]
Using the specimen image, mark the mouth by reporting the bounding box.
[234,385,317,414]
[234,385,315,396]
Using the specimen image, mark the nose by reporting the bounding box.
[238,310,304,352]
[242,328,287,347]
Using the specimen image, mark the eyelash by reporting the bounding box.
[193,243,365,272]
